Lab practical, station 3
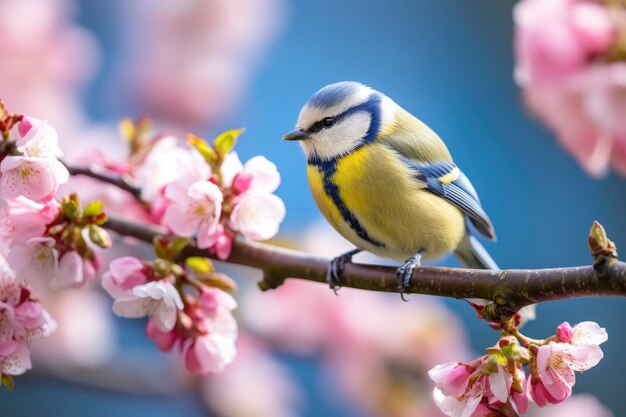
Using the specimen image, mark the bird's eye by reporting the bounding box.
[322,117,335,128]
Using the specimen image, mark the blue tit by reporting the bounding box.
[283,81,497,297]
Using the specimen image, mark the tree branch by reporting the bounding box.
[63,161,144,201]
[104,214,626,322]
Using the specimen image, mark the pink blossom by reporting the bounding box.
[513,0,626,176]
[7,237,59,290]
[0,156,68,202]
[212,225,233,260]
[146,319,179,352]
[0,198,59,255]
[432,376,488,417]
[528,376,560,407]
[13,118,62,156]
[134,136,210,202]
[0,342,32,376]
[14,303,56,344]
[569,321,608,346]
[534,341,604,403]
[220,152,244,188]
[0,263,21,306]
[0,119,69,202]
[230,193,285,241]
[14,302,46,330]
[430,355,528,417]
[184,287,238,374]
[163,178,223,248]
[0,257,56,377]
[112,280,183,332]
[0,303,17,352]
[56,251,98,287]
[514,0,615,85]
[234,156,281,194]
[101,256,148,299]
[185,319,237,374]
[511,368,529,415]
[197,287,238,319]
[428,361,471,397]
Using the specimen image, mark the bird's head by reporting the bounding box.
[284,81,397,162]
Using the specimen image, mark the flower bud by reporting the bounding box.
[556,321,574,343]
[88,225,112,248]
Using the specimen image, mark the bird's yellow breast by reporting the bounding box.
[307,142,466,261]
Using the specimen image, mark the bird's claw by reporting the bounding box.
[327,249,361,295]
[396,251,423,301]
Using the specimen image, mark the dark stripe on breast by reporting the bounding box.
[309,159,385,248]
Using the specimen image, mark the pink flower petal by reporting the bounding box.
[220,152,243,188]
[570,321,608,346]
[488,365,509,403]
[163,202,200,237]
[558,343,604,372]
[1,343,32,376]
[230,194,285,241]
[57,251,84,287]
[0,156,58,201]
[242,156,281,194]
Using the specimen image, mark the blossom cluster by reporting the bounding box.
[161,131,285,260]
[429,320,608,417]
[79,121,286,261]
[0,108,117,388]
[102,251,238,374]
[514,0,626,176]
[0,257,56,388]
[94,127,285,374]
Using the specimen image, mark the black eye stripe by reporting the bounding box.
[307,116,337,133]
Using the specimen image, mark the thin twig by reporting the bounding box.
[63,161,144,201]
[103,214,626,322]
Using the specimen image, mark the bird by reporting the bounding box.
[283,81,498,298]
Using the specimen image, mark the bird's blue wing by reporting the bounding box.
[407,160,496,240]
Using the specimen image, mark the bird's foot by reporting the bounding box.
[327,249,361,295]
[396,251,423,301]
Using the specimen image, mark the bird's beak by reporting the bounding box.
[283,128,308,141]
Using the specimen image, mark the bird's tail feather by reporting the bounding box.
[454,232,499,270]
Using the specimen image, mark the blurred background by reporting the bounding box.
[0,0,624,416]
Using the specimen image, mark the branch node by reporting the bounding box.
[589,220,618,259]
[257,269,288,291]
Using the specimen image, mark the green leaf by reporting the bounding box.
[82,200,103,218]
[214,128,245,159]
[186,257,213,273]
[188,133,218,163]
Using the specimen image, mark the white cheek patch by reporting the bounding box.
[301,112,371,160]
